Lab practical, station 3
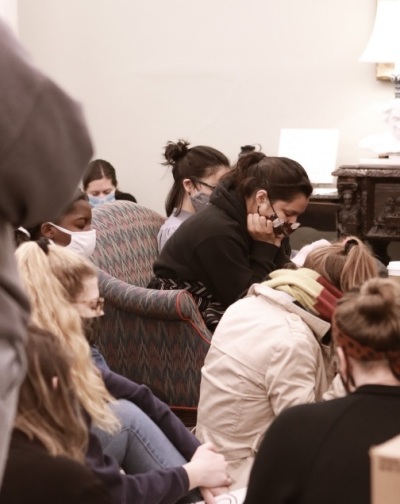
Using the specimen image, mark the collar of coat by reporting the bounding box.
[248,268,342,341]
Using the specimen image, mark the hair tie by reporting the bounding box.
[17,226,31,239]
[36,237,51,255]
[344,239,358,255]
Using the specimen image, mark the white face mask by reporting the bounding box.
[48,223,97,258]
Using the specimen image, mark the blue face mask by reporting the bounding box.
[88,191,116,208]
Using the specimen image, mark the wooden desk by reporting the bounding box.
[332,164,400,264]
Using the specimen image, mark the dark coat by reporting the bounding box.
[0,19,92,483]
[244,384,400,504]
[0,430,111,504]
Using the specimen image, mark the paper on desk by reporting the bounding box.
[278,128,339,184]
[193,487,247,503]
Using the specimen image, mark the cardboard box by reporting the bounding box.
[370,435,400,504]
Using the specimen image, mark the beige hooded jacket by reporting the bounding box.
[196,283,334,489]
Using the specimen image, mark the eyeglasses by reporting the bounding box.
[75,297,105,312]
[191,178,216,191]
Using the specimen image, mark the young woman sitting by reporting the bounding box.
[157,139,230,252]
[83,159,137,207]
[15,240,230,504]
[0,324,111,504]
[245,276,400,504]
[195,238,379,489]
[150,152,313,331]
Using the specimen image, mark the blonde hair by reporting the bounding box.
[335,277,400,352]
[15,241,118,432]
[303,237,378,292]
[15,324,88,462]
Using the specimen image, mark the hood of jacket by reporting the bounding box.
[247,282,331,342]
[210,178,248,232]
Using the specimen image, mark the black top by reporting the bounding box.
[0,430,111,504]
[86,365,200,504]
[152,179,291,307]
[244,384,400,504]
[115,190,137,203]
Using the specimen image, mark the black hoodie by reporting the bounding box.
[152,179,291,308]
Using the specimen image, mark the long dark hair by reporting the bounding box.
[222,152,312,203]
[163,139,230,216]
[83,159,117,189]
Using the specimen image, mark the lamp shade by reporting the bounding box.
[360,0,400,63]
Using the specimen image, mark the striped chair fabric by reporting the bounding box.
[91,201,211,423]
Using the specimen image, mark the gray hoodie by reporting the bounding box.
[0,20,92,485]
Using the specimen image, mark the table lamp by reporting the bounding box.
[359,0,400,159]
[360,0,400,97]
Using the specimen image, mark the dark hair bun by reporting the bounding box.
[236,151,266,171]
[357,278,399,322]
[163,139,190,165]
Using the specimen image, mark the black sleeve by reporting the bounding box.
[101,368,200,461]
[193,233,285,306]
[244,407,310,504]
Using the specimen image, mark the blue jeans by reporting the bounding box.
[90,348,201,501]
[91,345,110,372]
[92,399,188,473]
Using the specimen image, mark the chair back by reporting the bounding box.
[91,201,164,287]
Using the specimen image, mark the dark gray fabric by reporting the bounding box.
[0,19,92,487]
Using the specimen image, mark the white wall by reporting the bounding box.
[18,0,391,214]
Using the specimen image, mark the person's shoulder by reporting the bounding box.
[191,204,244,237]
[3,438,110,504]
[273,394,350,430]
[162,210,192,229]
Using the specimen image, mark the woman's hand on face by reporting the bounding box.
[183,443,231,493]
[247,212,283,246]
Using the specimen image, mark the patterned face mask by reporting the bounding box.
[258,203,301,237]
[267,212,301,237]
[190,192,211,213]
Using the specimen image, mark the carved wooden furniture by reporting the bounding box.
[332,164,400,264]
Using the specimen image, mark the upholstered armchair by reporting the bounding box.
[91,200,211,423]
